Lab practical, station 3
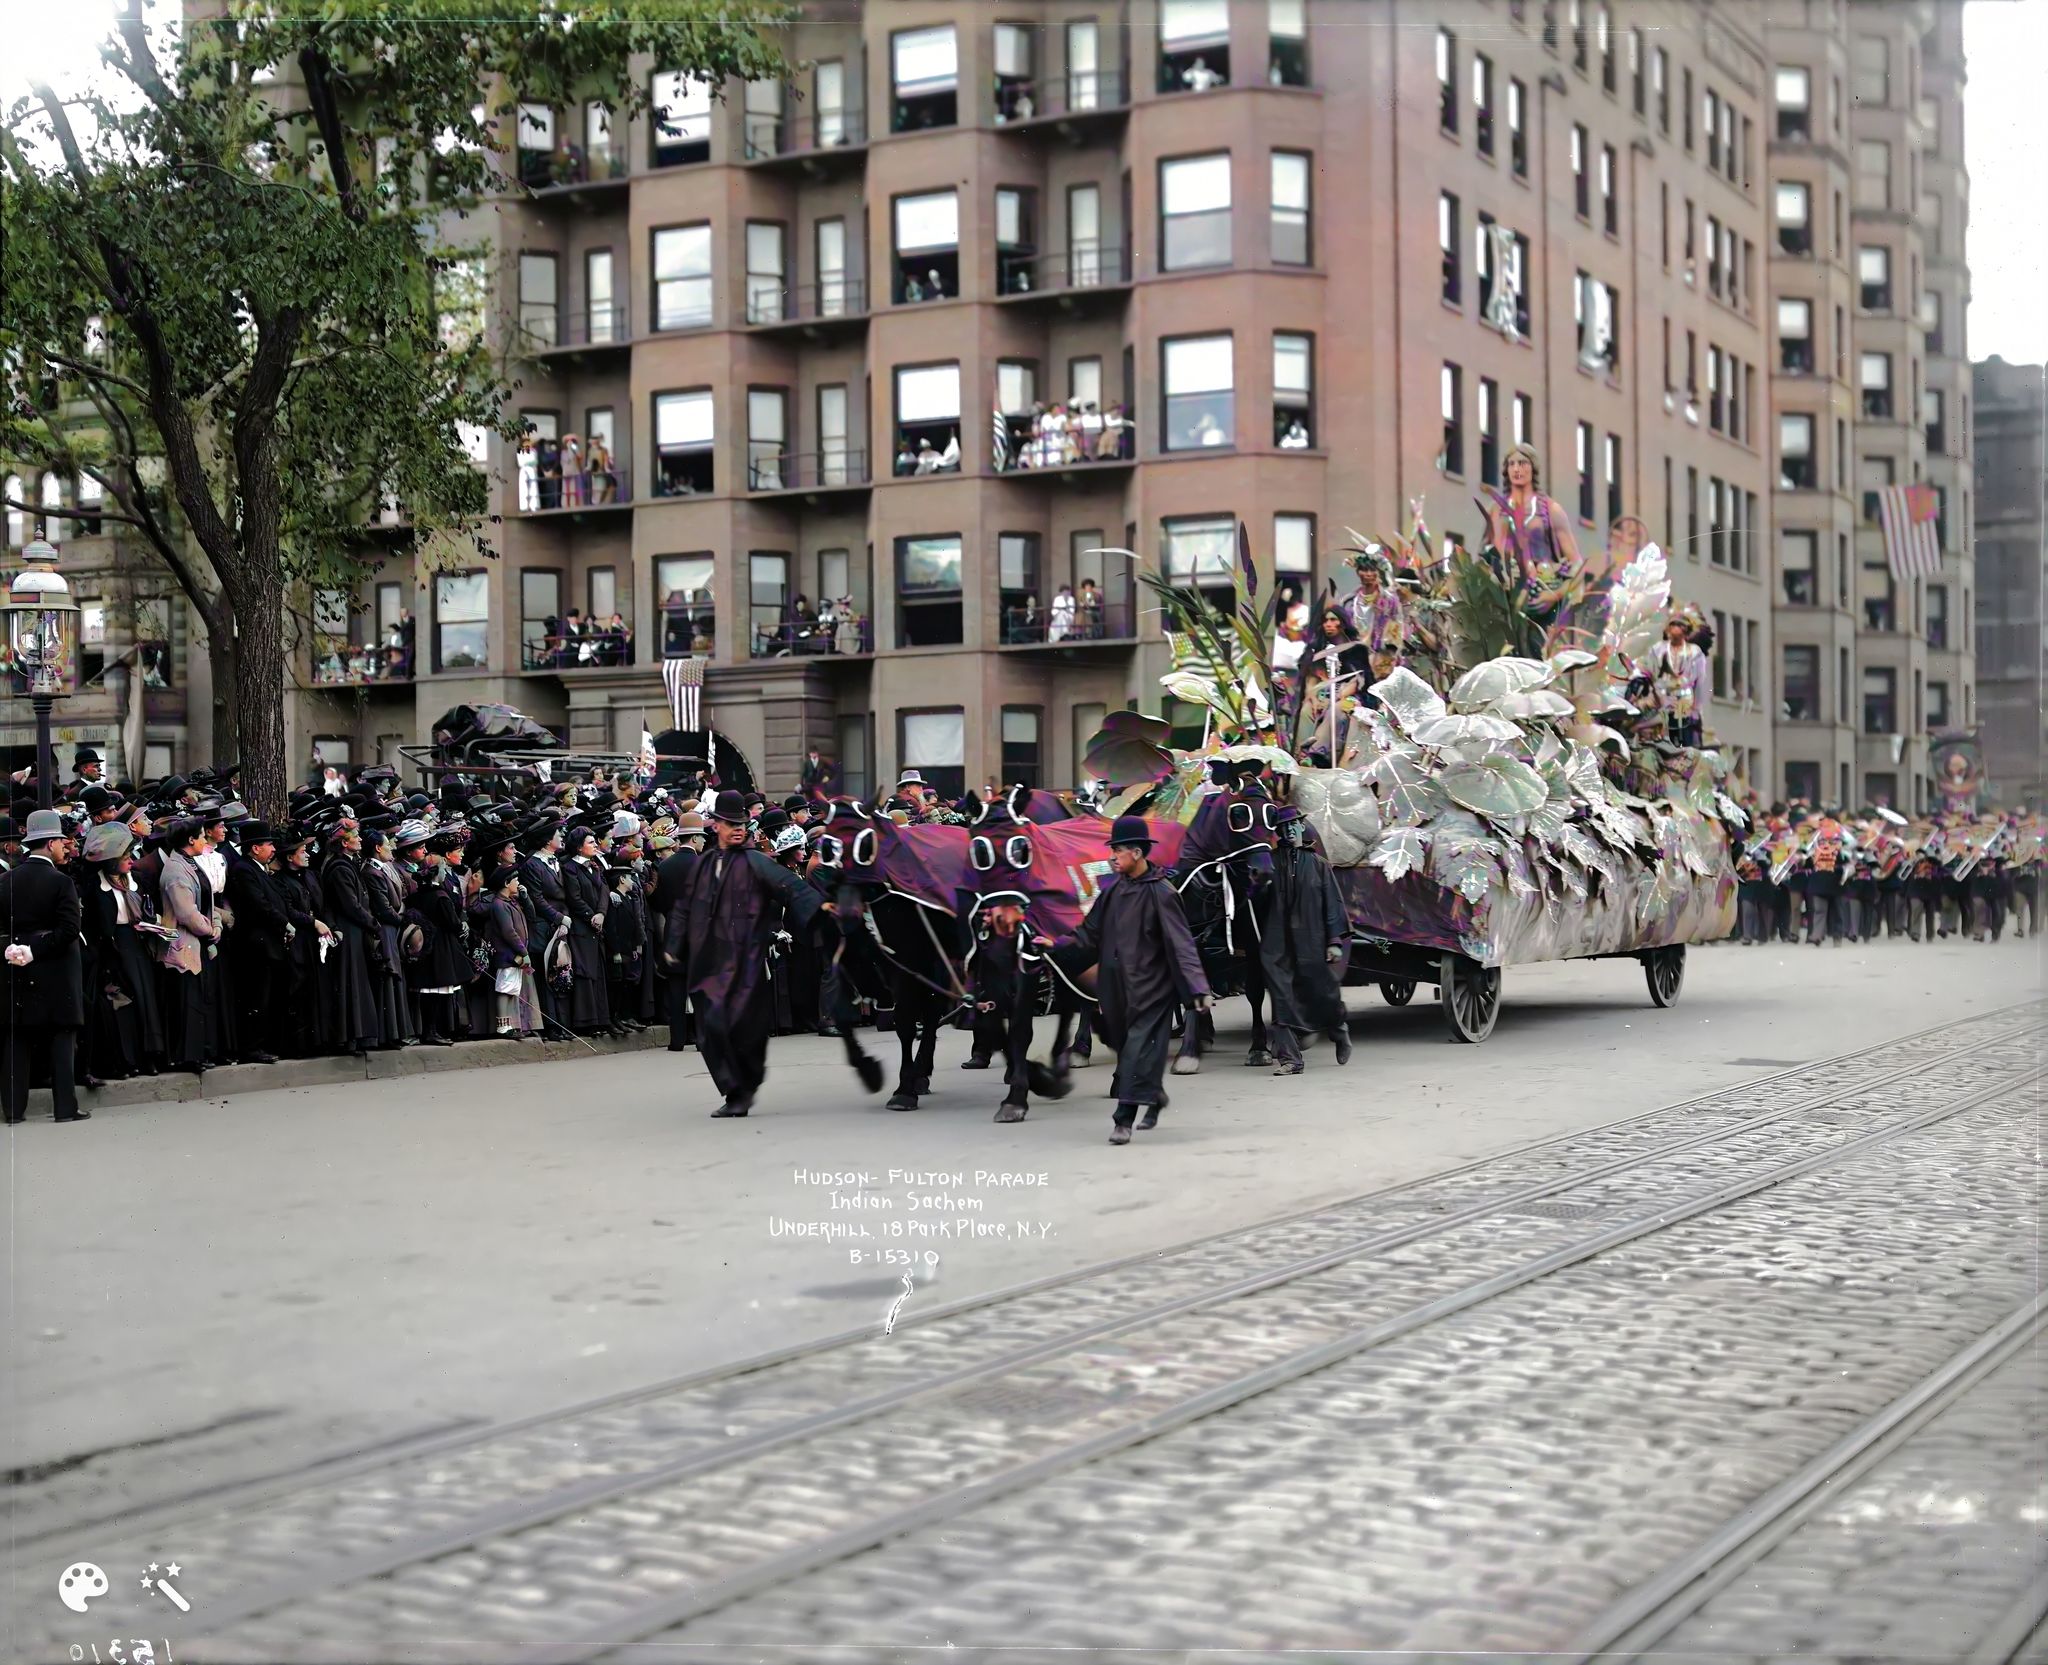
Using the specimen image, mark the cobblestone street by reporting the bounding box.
[3,943,2043,1663]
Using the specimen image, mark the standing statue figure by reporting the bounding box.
[1480,441,1586,627]
[1341,548,1406,655]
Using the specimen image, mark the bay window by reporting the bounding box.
[894,362,962,472]
[652,225,712,331]
[434,571,489,671]
[893,189,959,302]
[650,71,712,167]
[653,389,714,496]
[893,24,958,130]
[896,536,964,647]
[1161,0,1231,92]
[1161,153,1232,271]
[1162,334,1234,450]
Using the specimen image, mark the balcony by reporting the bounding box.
[521,145,630,209]
[513,466,631,521]
[1780,340,1815,375]
[312,646,415,687]
[512,304,631,365]
[522,626,637,672]
[1778,224,1813,257]
[1777,109,1811,142]
[994,70,1130,134]
[750,615,873,660]
[1000,594,1139,648]
[994,408,1136,477]
[994,245,1133,307]
[743,105,868,169]
[746,449,872,500]
[744,278,869,338]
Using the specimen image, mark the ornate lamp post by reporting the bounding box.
[6,538,79,809]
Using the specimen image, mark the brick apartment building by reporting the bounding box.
[1972,355,2047,807]
[6,2,1975,804]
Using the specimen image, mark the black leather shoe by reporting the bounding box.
[961,1054,992,1070]
[3,1111,23,1125]
[711,1095,753,1118]
[55,1109,91,1123]
[242,1051,279,1065]
[1334,1028,1353,1066]
[1107,1122,1132,1145]
[1136,1106,1161,1131]
[83,1074,106,1090]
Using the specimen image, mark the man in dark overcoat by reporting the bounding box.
[1258,805,1352,1072]
[663,790,825,1117]
[223,820,290,1062]
[1,810,88,1122]
[1050,815,1209,1144]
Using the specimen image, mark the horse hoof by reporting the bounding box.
[994,1102,1028,1123]
[1171,1055,1202,1076]
[856,1056,886,1094]
[1025,1061,1073,1099]
[886,1093,919,1112]
[910,1076,932,1096]
[1244,1049,1274,1067]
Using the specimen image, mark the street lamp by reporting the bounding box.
[6,538,78,809]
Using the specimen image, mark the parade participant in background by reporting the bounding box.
[1803,807,1851,945]
[1481,441,1585,624]
[1,810,87,1123]
[663,790,827,1117]
[1259,806,1352,1073]
[1649,614,1710,747]
[968,895,1039,1122]
[1342,548,1406,655]
[223,820,290,1063]
[1050,815,1210,1146]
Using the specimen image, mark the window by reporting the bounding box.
[1928,679,1949,727]
[1571,0,1587,71]
[1778,298,1813,374]
[1775,182,1811,255]
[1440,363,1465,475]
[1711,610,1728,696]
[1705,87,1722,170]
[655,554,716,657]
[1513,392,1532,447]
[3,476,23,547]
[896,535,964,647]
[1927,583,1949,649]
[1066,184,1105,286]
[815,60,851,148]
[894,362,962,472]
[516,252,558,347]
[1162,334,1234,451]
[1508,77,1528,175]
[1863,667,1897,734]
[1274,513,1315,576]
[746,553,790,655]
[434,571,489,671]
[1478,377,1500,483]
[1858,245,1891,311]
[901,709,966,798]
[1775,67,1810,143]
[1782,645,1819,720]
[995,185,1038,292]
[1163,515,1237,609]
[997,360,1037,416]
[584,100,614,173]
[1574,421,1594,521]
[1781,529,1817,604]
[1600,143,1617,235]
[1274,334,1313,447]
[1271,151,1311,265]
[653,389,714,496]
[1855,139,1891,210]
[892,24,958,130]
[1631,26,1645,114]
[1604,433,1622,525]
[650,71,712,167]
[652,225,712,331]
[1777,411,1810,489]
[993,23,1034,122]
[1436,28,1457,132]
[745,223,785,324]
[1860,455,1896,532]
[1705,213,1722,294]
[1070,355,1104,409]
[585,250,618,344]
[75,473,102,535]
[747,388,788,489]
[1859,351,1893,419]
[1924,388,1946,452]
[893,189,960,301]
[1851,35,1888,105]
[1575,272,1617,373]
[742,78,783,159]
[1707,476,1726,563]
[1161,0,1231,92]
[1571,123,1589,217]
[1682,67,1693,148]
[1269,0,1308,85]
[1474,55,1495,156]
[1161,153,1232,271]
[1921,287,1943,354]
[1440,192,1462,304]
[817,218,852,317]
[999,707,1043,788]
[587,568,620,641]
[1597,3,1614,90]
[1653,46,1668,130]
[1067,19,1106,110]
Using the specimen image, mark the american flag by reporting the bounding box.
[991,401,1012,473]
[661,653,706,731]
[1877,481,1941,581]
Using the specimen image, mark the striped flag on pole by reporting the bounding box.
[992,400,1012,473]
[1877,481,1941,581]
[661,653,706,731]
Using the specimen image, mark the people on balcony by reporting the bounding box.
[1001,401,1134,470]
[1048,584,1076,643]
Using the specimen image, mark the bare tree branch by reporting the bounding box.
[297,41,365,225]
[0,497,147,529]
[40,350,146,398]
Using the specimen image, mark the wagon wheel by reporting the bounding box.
[1379,977,1417,1007]
[1644,945,1686,1008]
[1439,953,1502,1043]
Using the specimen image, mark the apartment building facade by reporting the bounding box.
[1766,0,1973,814]
[1972,355,2046,806]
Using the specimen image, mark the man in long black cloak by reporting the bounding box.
[663,790,825,1117]
[1050,815,1209,1145]
[1259,805,1352,1072]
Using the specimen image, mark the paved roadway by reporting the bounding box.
[2,935,2042,1661]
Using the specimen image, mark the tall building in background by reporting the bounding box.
[1766,0,1973,813]
[1972,356,2047,806]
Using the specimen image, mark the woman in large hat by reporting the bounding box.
[78,820,163,1082]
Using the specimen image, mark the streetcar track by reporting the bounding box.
[114,1016,2043,1648]
[1568,1294,2048,1660]
[1971,1575,2048,1665]
[27,997,2034,1568]
[502,1062,2044,1665]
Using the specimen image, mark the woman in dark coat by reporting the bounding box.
[560,828,613,1033]
[519,823,570,1032]
[361,827,416,1048]
[318,825,383,1057]
[406,831,474,1045]
[604,854,648,1029]
[478,866,540,1037]
[276,834,328,1054]
[78,823,163,1079]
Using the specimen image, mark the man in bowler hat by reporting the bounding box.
[1,809,88,1122]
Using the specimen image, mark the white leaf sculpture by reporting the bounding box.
[1488,689,1577,721]
[1368,827,1430,882]
[1449,657,1552,709]
[1440,754,1549,818]
[1546,648,1599,675]
[1369,667,1446,736]
[1411,711,1524,748]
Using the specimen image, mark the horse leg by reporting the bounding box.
[832,966,885,1094]
[913,998,940,1096]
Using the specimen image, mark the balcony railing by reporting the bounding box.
[747,105,868,159]
[1000,595,1138,645]
[515,469,630,514]
[996,243,1132,297]
[522,627,636,671]
[995,69,1129,124]
[513,304,631,355]
[521,144,629,192]
[313,647,415,686]
[995,408,1136,473]
[751,615,873,658]
[746,277,868,326]
[747,449,871,492]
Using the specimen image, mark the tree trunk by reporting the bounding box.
[204,596,241,777]
[226,561,289,823]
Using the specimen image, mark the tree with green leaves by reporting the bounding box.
[2,0,786,816]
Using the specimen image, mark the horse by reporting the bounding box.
[1167,787,1277,1072]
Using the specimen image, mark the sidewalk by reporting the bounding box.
[20,1026,675,1115]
